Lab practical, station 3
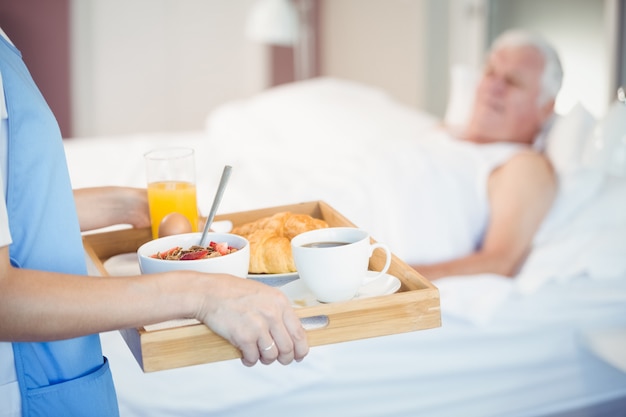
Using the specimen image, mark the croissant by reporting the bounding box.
[232,212,328,274]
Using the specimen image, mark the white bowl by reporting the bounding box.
[137,232,250,278]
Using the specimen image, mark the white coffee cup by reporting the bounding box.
[291,227,392,303]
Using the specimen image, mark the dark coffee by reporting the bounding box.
[302,241,349,248]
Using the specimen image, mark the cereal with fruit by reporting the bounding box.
[151,241,237,260]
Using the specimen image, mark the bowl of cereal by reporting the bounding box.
[137,232,250,277]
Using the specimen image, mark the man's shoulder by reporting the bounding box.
[506,149,554,172]
[491,148,556,190]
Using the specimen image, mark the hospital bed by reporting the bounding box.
[64,77,626,416]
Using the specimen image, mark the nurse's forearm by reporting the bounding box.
[0,260,199,341]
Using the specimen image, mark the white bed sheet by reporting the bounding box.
[94,273,626,417]
[64,78,626,416]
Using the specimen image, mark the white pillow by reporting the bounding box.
[544,102,596,174]
[532,169,604,244]
[443,65,479,130]
[516,176,626,294]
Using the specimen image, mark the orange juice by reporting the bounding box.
[147,181,198,239]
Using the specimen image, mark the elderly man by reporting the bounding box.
[412,30,563,280]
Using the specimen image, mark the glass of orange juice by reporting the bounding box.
[144,147,199,239]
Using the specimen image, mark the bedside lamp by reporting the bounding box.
[246,0,315,81]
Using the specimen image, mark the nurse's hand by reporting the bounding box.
[190,273,309,366]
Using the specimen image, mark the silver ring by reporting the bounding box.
[261,341,275,352]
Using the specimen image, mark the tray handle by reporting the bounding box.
[301,315,329,330]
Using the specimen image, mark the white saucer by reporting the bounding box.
[103,253,141,276]
[248,272,299,287]
[280,271,401,307]
[248,272,299,280]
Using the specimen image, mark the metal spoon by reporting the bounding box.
[199,165,232,246]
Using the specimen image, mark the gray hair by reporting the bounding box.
[491,29,564,106]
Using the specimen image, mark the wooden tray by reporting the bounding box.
[83,201,441,372]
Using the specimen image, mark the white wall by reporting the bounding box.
[320,0,430,112]
[70,0,267,138]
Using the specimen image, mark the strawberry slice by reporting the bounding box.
[213,241,230,255]
[153,246,181,259]
[180,250,208,260]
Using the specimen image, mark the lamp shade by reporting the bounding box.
[246,0,299,46]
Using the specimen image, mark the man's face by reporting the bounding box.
[466,45,552,145]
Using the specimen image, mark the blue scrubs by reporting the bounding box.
[0,34,119,416]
